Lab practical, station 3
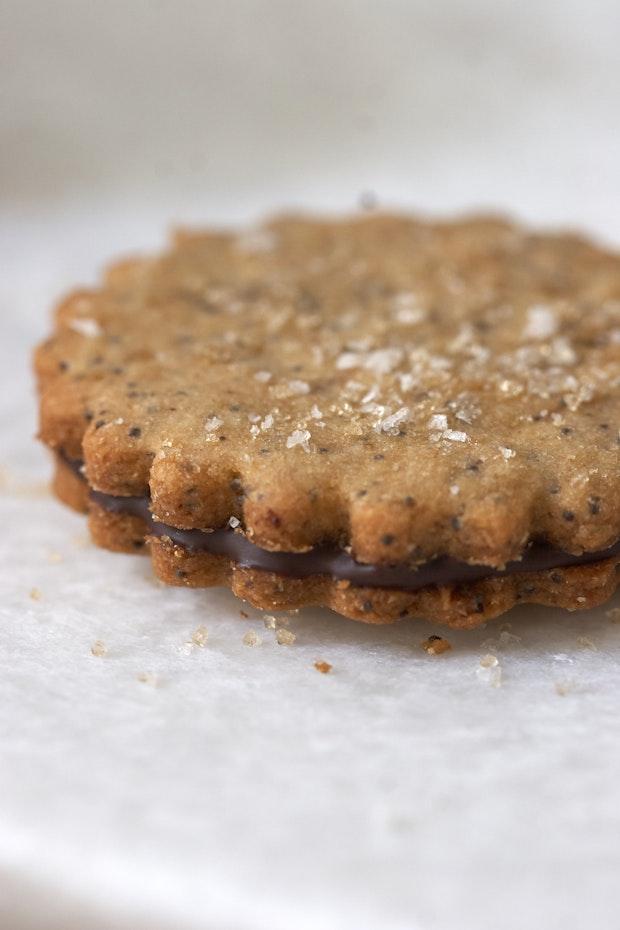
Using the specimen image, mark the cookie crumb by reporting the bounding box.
[421,635,452,655]
[605,607,620,623]
[137,672,159,686]
[191,625,209,647]
[555,679,577,696]
[314,660,332,673]
[91,640,107,657]
[239,609,249,619]
[577,635,597,651]
[243,630,262,647]
[29,587,42,601]
[276,628,296,645]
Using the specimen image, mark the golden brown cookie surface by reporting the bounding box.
[36,213,620,626]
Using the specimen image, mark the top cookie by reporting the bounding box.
[36,213,620,568]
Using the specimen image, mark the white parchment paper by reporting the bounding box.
[2,2,620,927]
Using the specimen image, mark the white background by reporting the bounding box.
[1,2,620,928]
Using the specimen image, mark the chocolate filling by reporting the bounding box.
[63,455,620,592]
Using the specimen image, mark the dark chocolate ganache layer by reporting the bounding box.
[64,455,620,592]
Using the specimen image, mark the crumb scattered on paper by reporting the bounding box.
[577,636,597,651]
[276,628,296,646]
[91,640,107,657]
[29,587,41,601]
[421,635,452,655]
[191,625,209,647]
[314,661,332,674]
[243,630,262,647]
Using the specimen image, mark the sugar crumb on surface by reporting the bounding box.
[476,654,502,687]
[286,429,311,452]
[68,317,102,338]
[276,628,296,645]
[90,640,107,657]
[190,625,209,647]
[137,672,159,686]
[263,614,289,629]
[576,636,597,651]
[29,587,42,601]
[523,304,558,340]
[243,630,262,647]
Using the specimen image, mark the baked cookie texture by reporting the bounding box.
[36,213,620,628]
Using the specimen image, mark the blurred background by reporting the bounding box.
[3,0,620,234]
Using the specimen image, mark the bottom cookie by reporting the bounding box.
[52,455,620,629]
